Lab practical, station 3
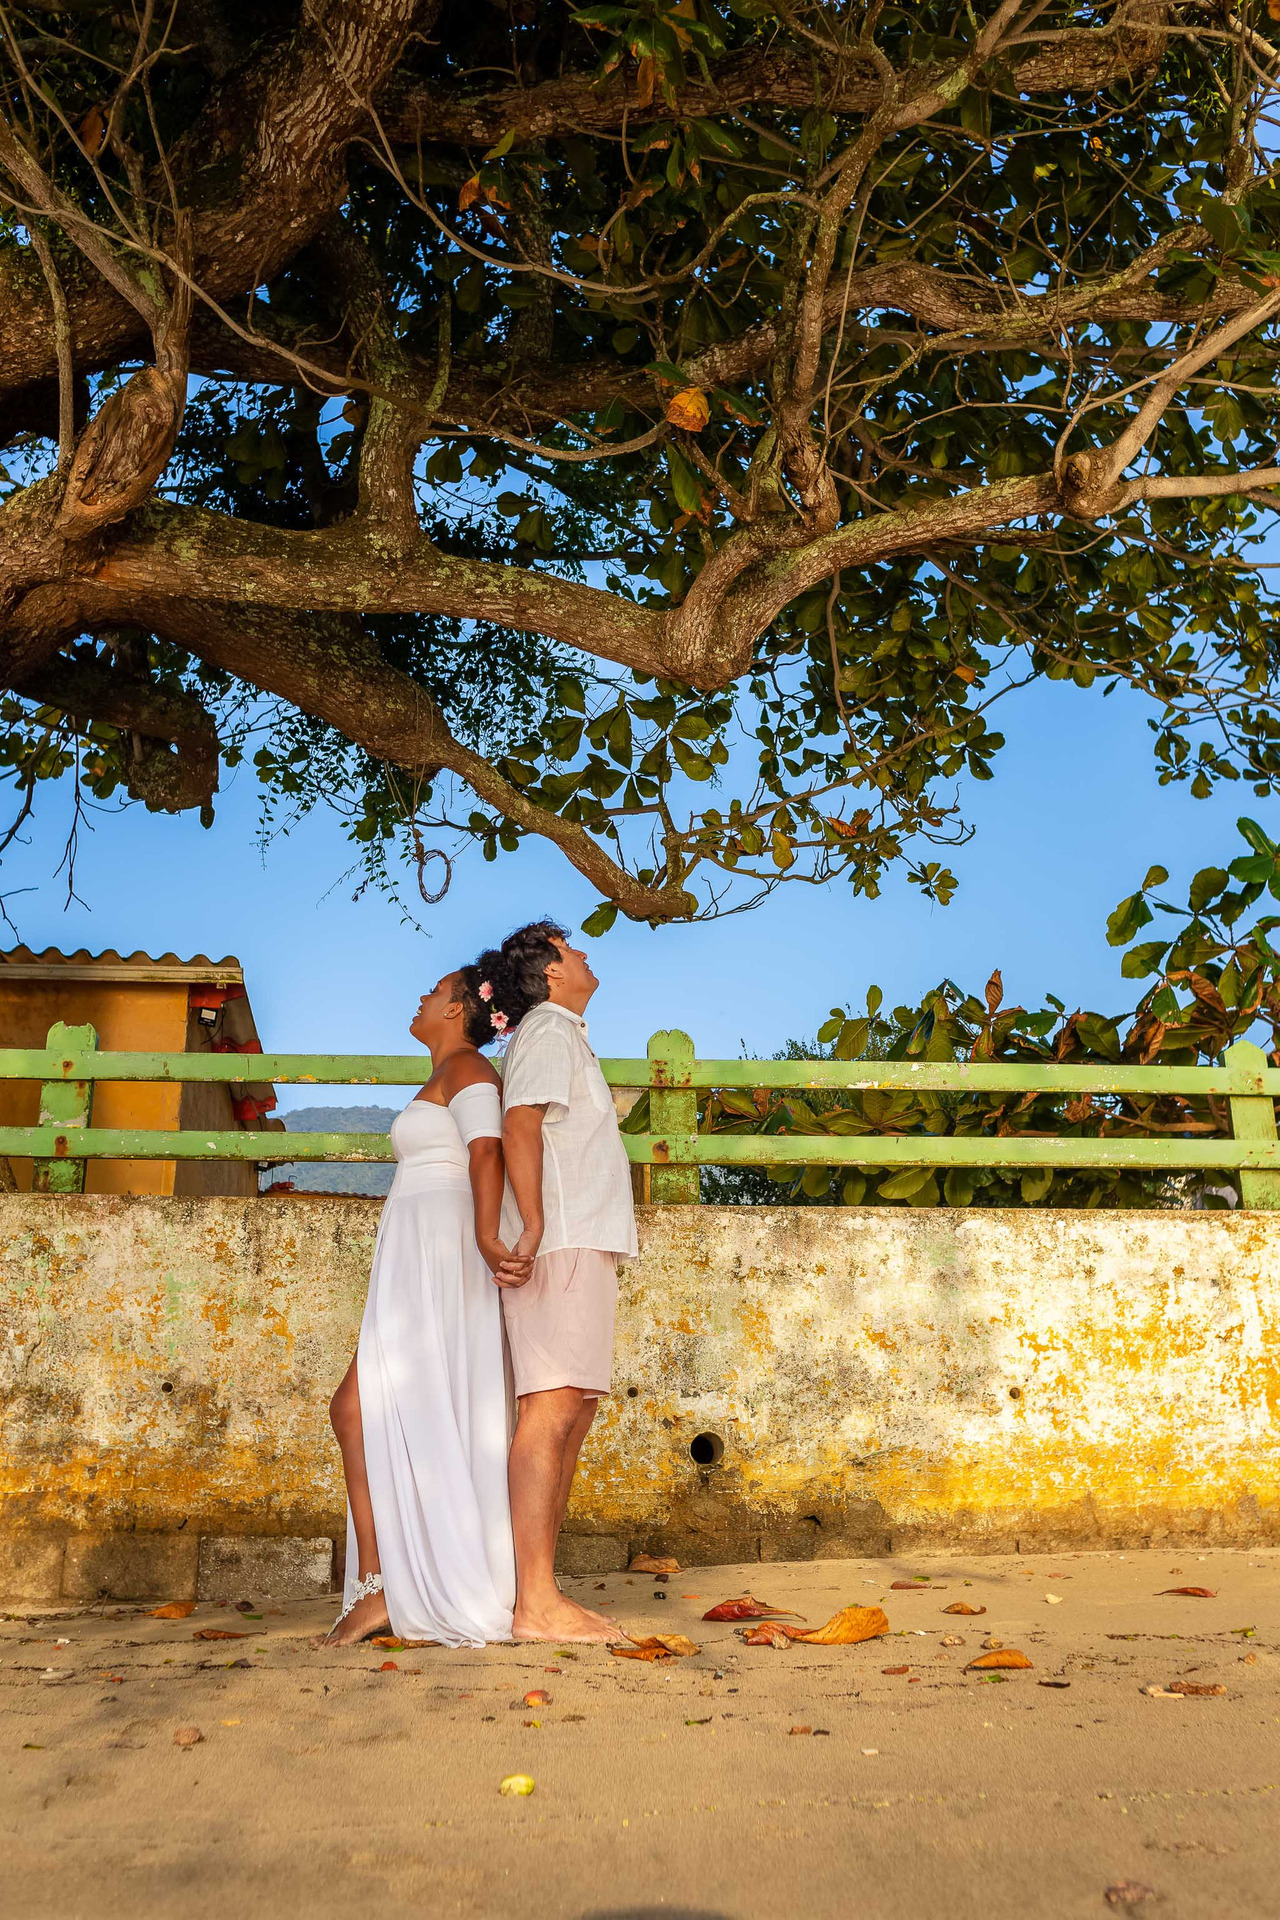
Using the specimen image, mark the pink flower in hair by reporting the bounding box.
[491,1008,509,1034]
[478,980,493,1001]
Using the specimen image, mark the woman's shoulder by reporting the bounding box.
[437,1052,502,1098]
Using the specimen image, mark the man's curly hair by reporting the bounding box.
[473,920,569,1037]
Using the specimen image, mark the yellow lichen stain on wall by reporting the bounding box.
[1,1198,1278,1550]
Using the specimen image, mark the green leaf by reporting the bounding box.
[1120,940,1171,980]
[1188,867,1228,912]
[878,1166,935,1202]
[666,443,704,516]
[944,1169,975,1207]
[1106,891,1153,947]
[581,901,618,937]
[770,829,794,870]
[1020,1167,1054,1205]
[1238,816,1277,859]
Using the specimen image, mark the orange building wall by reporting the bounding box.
[0,981,189,1194]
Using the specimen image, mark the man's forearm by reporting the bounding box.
[503,1105,546,1238]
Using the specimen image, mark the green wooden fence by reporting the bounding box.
[0,1025,1278,1206]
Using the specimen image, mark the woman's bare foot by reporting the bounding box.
[313,1587,392,1649]
[512,1593,625,1644]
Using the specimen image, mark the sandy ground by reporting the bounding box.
[2,1547,1277,1920]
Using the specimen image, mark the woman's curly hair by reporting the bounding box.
[451,962,503,1048]
[473,920,568,1038]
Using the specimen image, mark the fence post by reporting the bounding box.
[1224,1038,1280,1209]
[647,1029,699,1205]
[32,1021,97,1194]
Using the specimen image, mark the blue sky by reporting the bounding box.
[0,666,1266,1111]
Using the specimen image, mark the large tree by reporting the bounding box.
[3,0,1280,931]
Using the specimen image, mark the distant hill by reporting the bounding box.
[261,1104,399,1196]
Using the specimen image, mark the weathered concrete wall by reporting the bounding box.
[1,1196,1277,1600]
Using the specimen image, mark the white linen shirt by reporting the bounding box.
[499,1000,638,1260]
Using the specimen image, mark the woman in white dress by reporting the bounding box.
[320,967,526,1647]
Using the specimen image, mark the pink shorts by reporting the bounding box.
[501,1246,618,1398]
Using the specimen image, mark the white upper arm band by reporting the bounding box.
[448,1082,503,1146]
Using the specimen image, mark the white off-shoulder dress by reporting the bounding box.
[343,1086,515,1646]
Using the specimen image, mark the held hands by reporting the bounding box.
[488,1221,543,1289]
[478,1233,535,1289]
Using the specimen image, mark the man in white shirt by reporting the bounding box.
[491,920,637,1643]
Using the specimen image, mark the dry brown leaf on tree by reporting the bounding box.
[702,1595,802,1622]
[610,1634,700,1662]
[149,1601,195,1619]
[664,390,710,432]
[966,1648,1033,1671]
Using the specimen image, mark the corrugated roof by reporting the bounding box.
[0,947,244,984]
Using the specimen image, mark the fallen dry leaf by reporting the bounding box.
[890,1580,933,1591]
[1168,1680,1226,1697]
[791,1604,888,1646]
[610,1633,700,1662]
[523,1690,552,1707]
[981,1636,1003,1650]
[740,1624,793,1649]
[966,1649,1032,1671]
[149,1602,195,1620]
[1158,1586,1216,1598]
[378,1660,399,1672]
[1038,1679,1071,1689]
[941,1634,965,1647]
[233,1599,256,1613]
[1141,1685,1185,1699]
[629,1554,680,1575]
[882,1665,910,1676]
[789,1725,813,1736]
[173,1726,203,1748]
[943,1602,986,1616]
[702,1595,801,1622]
[1104,1882,1154,1909]
[191,1629,248,1641]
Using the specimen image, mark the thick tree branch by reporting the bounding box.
[12,647,220,817]
[380,7,1171,148]
[0,0,422,398]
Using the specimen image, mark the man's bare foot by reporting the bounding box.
[512,1593,625,1644]
[312,1588,392,1649]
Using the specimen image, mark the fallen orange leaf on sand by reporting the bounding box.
[629,1554,680,1575]
[741,1624,793,1648]
[610,1634,700,1662]
[1158,1587,1216,1598]
[191,1629,249,1641]
[966,1648,1033,1671]
[371,1636,438,1650]
[942,1602,986,1616]
[796,1604,889,1646]
[702,1595,802,1622]
[738,1604,889,1648]
[149,1602,195,1620]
